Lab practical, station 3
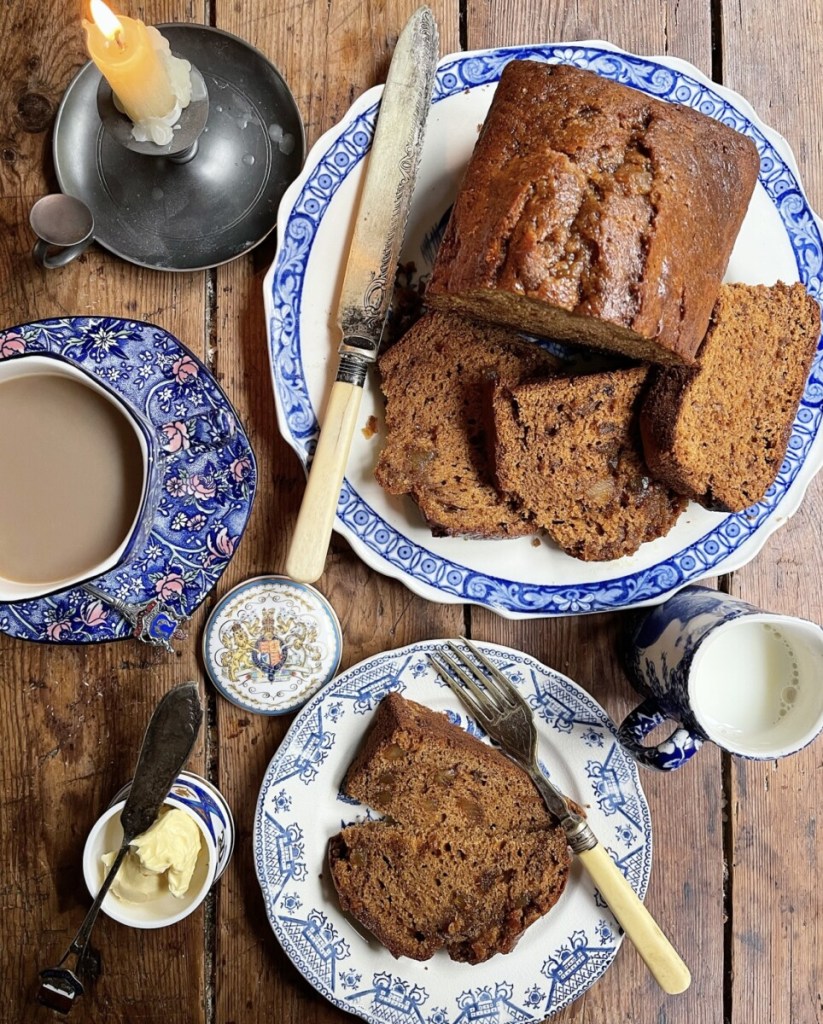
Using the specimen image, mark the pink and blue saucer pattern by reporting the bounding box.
[202,576,343,715]
[0,317,256,643]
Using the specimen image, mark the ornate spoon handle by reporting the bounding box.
[82,584,188,652]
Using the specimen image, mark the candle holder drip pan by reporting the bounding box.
[52,24,306,271]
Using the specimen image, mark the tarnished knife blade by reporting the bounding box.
[121,681,203,840]
[336,6,440,381]
[285,7,439,584]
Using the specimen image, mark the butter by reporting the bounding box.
[101,847,164,903]
[102,807,202,903]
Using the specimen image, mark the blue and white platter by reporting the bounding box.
[0,317,256,643]
[264,40,823,618]
[254,640,652,1022]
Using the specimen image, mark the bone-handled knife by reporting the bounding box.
[285,6,439,584]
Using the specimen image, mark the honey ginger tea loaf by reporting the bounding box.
[491,366,686,560]
[328,693,571,963]
[374,310,559,538]
[427,60,760,365]
[329,820,569,963]
[640,281,821,511]
[342,690,555,830]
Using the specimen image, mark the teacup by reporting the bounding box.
[618,585,823,770]
[0,352,161,603]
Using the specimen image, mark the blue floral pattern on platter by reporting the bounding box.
[265,42,823,618]
[0,317,256,643]
[254,640,653,1023]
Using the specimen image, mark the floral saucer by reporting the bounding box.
[0,317,256,644]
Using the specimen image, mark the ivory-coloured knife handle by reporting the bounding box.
[576,842,691,995]
[286,379,364,583]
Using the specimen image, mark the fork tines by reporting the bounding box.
[429,638,522,722]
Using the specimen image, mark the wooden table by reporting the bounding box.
[1,1,821,1021]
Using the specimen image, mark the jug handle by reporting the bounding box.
[617,697,703,771]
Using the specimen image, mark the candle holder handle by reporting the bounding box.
[30,195,95,270]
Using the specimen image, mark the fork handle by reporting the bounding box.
[576,840,691,995]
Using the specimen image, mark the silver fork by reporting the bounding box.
[430,638,691,996]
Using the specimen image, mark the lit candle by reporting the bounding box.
[82,0,176,123]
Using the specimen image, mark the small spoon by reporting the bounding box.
[36,682,203,1013]
[82,583,189,652]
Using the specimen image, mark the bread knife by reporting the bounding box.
[285,6,439,583]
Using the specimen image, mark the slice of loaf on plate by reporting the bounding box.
[491,366,686,561]
[329,821,569,963]
[639,282,821,512]
[328,693,571,963]
[374,311,559,538]
[342,690,554,831]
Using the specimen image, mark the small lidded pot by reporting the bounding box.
[83,771,234,929]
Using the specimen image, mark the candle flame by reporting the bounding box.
[89,0,124,42]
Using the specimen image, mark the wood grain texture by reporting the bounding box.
[208,3,462,1022]
[465,0,711,70]
[721,4,823,1022]
[1,0,822,1022]
[0,1,210,1020]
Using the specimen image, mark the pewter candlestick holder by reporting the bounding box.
[49,24,305,271]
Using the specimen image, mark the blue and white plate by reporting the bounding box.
[254,640,652,1022]
[0,317,256,643]
[264,41,823,618]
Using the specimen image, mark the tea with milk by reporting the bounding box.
[0,373,144,585]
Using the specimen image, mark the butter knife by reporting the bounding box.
[36,682,203,1013]
[285,6,439,583]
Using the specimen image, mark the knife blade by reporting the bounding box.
[286,6,439,584]
[121,681,203,840]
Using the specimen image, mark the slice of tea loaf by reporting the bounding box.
[329,693,570,963]
[427,60,760,365]
[491,366,686,560]
[329,820,569,963]
[374,311,559,538]
[640,282,821,511]
[342,691,553,831]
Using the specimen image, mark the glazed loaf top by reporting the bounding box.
[427,60,760,364]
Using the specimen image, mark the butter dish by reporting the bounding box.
[83,771,234,929]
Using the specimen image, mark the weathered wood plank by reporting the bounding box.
[721,3,823,1020]
[465,0,711,70]
[0,1,210,1018]
[209,2,463,1022]
[466,2,720,1022]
